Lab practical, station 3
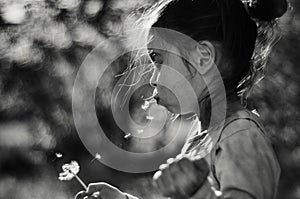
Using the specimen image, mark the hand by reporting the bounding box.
[153,157,209,199]
[75,182,127,199]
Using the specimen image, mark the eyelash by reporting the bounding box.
[150,52,163,73]
[150,51,195,78]
[149,51,158,63]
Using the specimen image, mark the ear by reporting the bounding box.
[195,41,216,75]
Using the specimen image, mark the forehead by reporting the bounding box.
[149,47,196,79]
[149,27,196,49]
[148,29,198,61]
[148,33,175,52]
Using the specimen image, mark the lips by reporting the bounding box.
[154,96,160,104]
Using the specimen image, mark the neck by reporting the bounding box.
[197,93,244,130]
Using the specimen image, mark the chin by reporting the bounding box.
[159,102,180,114]
[164,104,194,115]
[156,97,181,113]
[166,106,180,114]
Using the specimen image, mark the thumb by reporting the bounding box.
[75,191,87,199]
[86,182,107,195]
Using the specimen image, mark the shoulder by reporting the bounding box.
[218,109,267,143]
[213,110,281,199]
[215,109,281,179]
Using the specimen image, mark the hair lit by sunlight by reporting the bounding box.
[113,0,174,109]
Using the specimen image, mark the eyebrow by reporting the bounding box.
[148,47,197,78]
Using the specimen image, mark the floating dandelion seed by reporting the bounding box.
[58,161,87,190]
[251,109,260,117]
[95,153,101,160]
[52,152,63,161]
[137,129,144,134]
[141,101,150,110]
[92,192,101,198]
[141,89,158,110]
[146,115,154,120]
[124,133,132,139]
[91,153,102,163]
[148,98,157,104]
[56,153,63,158]
[141,98,157,110]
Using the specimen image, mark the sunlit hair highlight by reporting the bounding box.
[118,0,283,107]
[238,20,281,104]
[114,0,173,108]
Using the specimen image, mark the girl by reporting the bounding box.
[76,0,288,198]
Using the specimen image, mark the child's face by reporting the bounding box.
[148,41,206,114]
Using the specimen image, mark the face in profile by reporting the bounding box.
[148,40,205,115]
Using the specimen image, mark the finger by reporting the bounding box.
[167,162,190,198]
[193,158,209,173]
[154,170,174,197]
[86,182,108,195]
[153,171,164,195]
[177,158,203,195]
[153,173,166,195]
[177,158,198,181]
[159,163,169,170]
[153,170,162,181]
[175,154,184,161]
[192,159,210,185]
[159,166,179,196]
[75,191,88,199]
[166,158,175,164]
[177,158,197,180]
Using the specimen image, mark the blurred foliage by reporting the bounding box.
[247,1,300,198]
[0,0,299,199]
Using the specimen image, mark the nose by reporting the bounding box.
[150,67,160,88]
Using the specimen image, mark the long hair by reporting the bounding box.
[238,20,281,104]
[118,0,288,114]
[149,0,287,104]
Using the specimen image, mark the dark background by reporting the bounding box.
[0,0,299,198]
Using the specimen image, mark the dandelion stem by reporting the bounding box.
[69,169,87,190]
[74,174,88,190]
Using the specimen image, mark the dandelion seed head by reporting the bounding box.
[58,161,80,181]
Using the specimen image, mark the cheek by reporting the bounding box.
[157,67,183,88]
[156,85,177,101]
